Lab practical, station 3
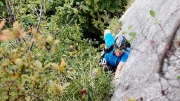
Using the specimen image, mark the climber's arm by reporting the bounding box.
[114,62,125,79]
[114,51,129,79]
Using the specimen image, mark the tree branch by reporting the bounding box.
[5,0,15,22]
[29,1,43,51]
[36,5,43,31]
[12,0,16,21]
[54,14,77,35]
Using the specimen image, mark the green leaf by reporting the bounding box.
[129,32,137,37]
[0,88,6,95]
[122,31,127,34]
[25,96,31,101]
[2,59,10,66]
[73,8,78,14]
[9,65,19,70]
[0,1,3,7]
[177,76,180,79]
[82,5,89,11]
[51,63,59,69]
[129,32,137,42]
[45,73,53,79]
[18,78,25,86]
[76,2,80,5]
[0,66,6,75]
[21,74,31,82]
[153,20,158,24]
[9,90,17,96]
[0,53,3,58]
[94,0,99,3]
[15,58,22,66]
[54,82,70,92]
[33,60,42,68]
[63,82,70,88]
[86,0,91,5]
[128,25,132,30]
[150,10,156,17]
[20,65,26,74]
[1,96,8,100]
[64,4,71,8]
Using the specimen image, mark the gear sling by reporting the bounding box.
[98,45,117,73]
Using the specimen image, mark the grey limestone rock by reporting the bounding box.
[111,0,180,101]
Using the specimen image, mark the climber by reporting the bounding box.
[99,29,131,79]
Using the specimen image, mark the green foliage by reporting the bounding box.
[177,76,180,79]
[0,21,69,100]
[107,17,136,43]
[125,0,135,10]
[0,0,133,100]
[0,1,3,6]
[128,25,137,42]
[107,17,122,36]
[120,25,137,43]
[150,10,160,25]
[0,21,114,100]
[0,12,114,101]
[45,0,130,39]
[0,1,6,19]
[129,32,137,42]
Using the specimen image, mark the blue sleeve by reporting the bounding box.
[115,48,131,65]
[120,53,128,62]
[104,33,115,48]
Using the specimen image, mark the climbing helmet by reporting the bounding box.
[114,35,129,51]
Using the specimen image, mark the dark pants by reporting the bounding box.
[104,64,116,73]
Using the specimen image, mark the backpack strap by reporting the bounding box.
[105,45,113,52]
[102,45,113,57]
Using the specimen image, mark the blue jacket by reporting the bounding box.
[104,33,130,67]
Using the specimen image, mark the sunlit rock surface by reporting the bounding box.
[111,0,180,101]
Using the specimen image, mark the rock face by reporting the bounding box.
[111,0,180,101]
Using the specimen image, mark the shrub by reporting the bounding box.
[0,20,114,101]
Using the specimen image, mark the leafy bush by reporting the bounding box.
[107,17,122,37]
[0,19,114,101]
[0,0,133,100]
